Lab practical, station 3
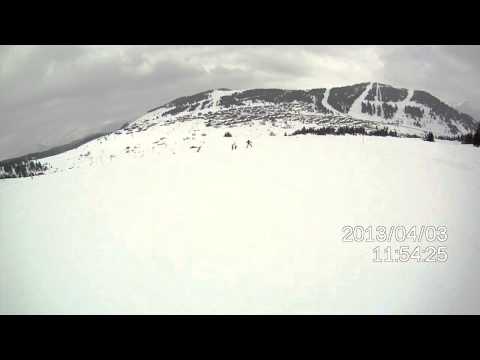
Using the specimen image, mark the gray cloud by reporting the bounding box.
[1,45,480,160]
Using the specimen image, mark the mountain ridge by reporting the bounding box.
[1,82,478,170]
[138,82,477,137]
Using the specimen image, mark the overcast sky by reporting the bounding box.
[2,45,480,159]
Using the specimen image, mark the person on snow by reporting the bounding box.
[232,142,237,150]
[246,140,252,148]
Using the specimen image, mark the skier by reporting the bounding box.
[231,142,237,150]
[246,139,252,148]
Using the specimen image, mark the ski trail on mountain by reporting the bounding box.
[345,83,426,135]
[349,82,373,117]
[311,94,317,113]
[397,88,415,121]
[321,88,340,115]
[210,90,220,112]
[377,82,384,118]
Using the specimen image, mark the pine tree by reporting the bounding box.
[424,131,435,142]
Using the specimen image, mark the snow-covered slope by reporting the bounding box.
[2,82,477,178]
[11,82,472,176]
[1,135,480,314]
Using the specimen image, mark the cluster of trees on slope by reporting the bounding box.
[365,83,409,102]
[404,105,425,120]
[0,160,48,179]
[328,83,370,113]
[458,124,480,146]
[361,102,398,119]
[290,125,398,137]
[289,126,475,144]
[438,124,480,146]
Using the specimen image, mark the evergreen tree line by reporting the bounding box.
[404,105,425,120]
[290,125,398,137]
[458,124,480,147]
[361,102,398,119]
[437,124,480,146]
[0,160,48,179]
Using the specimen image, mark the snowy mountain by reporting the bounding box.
[142,82,478,136]
[1,81,479,177]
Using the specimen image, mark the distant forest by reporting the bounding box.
[290,125,398,137]
[291,124,480,147]
[457,124,480,147]
[0,160,48,179]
